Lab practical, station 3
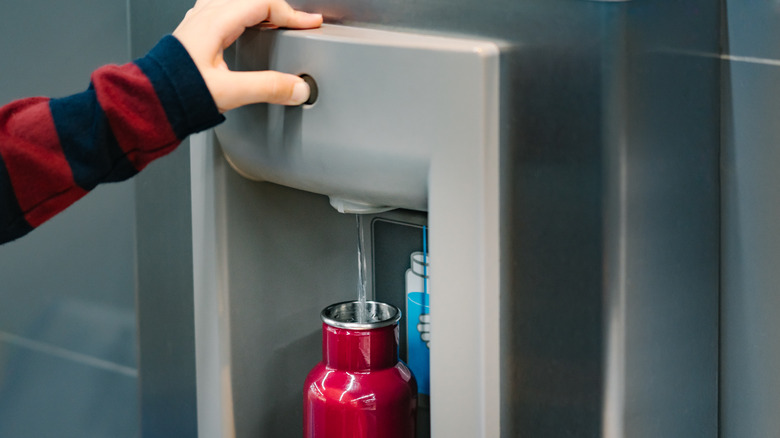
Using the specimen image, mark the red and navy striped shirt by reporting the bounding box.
[0,35,224,243]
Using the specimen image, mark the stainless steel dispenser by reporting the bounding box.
[191,24,499,437]
[134,2,723,437]
[130,0,731,435]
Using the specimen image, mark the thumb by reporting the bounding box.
[209,70,310,111]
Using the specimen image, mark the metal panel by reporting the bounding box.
[133,0,721,436]
[614,4,720,436]
[191,131,360,437]
[722,2,780,435]
[130,1,203,437]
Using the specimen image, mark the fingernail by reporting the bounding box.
[291,81,310,105]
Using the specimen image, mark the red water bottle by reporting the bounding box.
[303,301,417,438]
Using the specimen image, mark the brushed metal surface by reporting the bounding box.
[133,0,721,437]
[722,2,780,436]
[606,4,720,436]
[131,1,202,437]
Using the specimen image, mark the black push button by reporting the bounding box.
[299,74,318,105]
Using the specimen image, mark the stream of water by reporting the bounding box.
[355,214,368,323]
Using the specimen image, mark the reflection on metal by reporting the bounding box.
[601,17,628,438]
[0,331,137,378]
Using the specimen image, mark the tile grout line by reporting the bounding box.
[0,331,138,378]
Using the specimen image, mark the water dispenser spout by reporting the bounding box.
[329,196,394,214]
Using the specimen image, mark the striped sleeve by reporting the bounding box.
[0,35,225,243]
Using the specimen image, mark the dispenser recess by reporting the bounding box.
[196,23,500,437]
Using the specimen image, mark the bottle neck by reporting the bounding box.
[322,323,399,371]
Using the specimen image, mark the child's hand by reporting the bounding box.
[173,0,322,112]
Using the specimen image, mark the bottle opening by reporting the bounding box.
[321,301,401,330]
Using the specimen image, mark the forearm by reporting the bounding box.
[0,35,224,243]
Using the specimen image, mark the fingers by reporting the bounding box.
[173,0,322,111]
[228,0,322,34]
[207,70,310,111]
[265,2,323,29]
[176,0,322,52]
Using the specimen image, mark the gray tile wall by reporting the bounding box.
[0,1,138,437]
